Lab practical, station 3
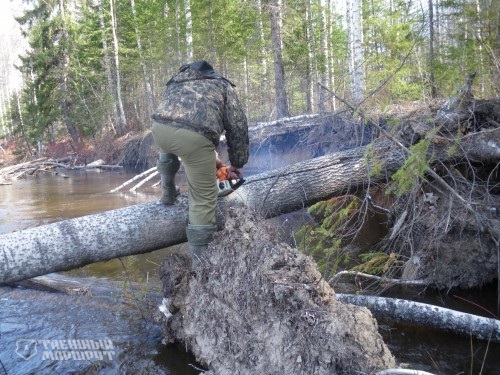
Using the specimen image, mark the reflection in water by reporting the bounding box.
[0,169,159,234]
[0,275,200,375]
[0,169,198,374]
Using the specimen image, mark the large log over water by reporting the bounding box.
[0,199,189,284]
[1,122,499,284]
[0,137,394,284]
[0,131,396,282]
[232,139,402,218]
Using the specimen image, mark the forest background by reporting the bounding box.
[0,0,498,160]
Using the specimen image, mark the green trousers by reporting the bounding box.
[152,121,217,226]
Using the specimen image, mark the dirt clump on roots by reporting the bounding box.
[153,206,396,374]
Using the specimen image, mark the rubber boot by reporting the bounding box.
[157,152,181,205]
[186,224,217,268]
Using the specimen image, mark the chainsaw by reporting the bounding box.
[216,165,245,197]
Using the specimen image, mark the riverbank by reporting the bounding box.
[0,130,147,171]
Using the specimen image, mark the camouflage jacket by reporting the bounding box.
[151,67,249,168]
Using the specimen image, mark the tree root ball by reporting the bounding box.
[155,206,396,374]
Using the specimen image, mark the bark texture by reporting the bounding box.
[337,294,500,343]
[0,197,189,284]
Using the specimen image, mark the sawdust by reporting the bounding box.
[154,205,396,374]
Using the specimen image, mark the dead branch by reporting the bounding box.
[376,369,436,375]
[329,270,428,287]
[109,167,157,193]
[129,170,159,192]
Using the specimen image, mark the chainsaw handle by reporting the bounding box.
[229,165,244,174]
[229,175,245,190]
[230,168,243,179]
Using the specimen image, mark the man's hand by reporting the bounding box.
[229,166,243,179]
[216,157,224,169]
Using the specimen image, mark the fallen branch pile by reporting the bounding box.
[0,158,122,185]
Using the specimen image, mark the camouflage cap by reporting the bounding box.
[180,60,217,77]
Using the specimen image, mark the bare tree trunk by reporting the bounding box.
[256,0,268,76]
[346,0,365,105]
[0,200,188,284]
[302,1,312,113]
[243,58,249,117]
[130,0,154,118]
[0,61,13,138]
[58,0,79,143]
[268,0,289,119]
[207,1,215,62]
[0,1,24,138]
[327,2,336,111]
[256,0,270,114]
[14,92,32,158]
[318,0,329,113]
[0,89,9,137]
[174,0,183,63]
[428,0,437,97]
[184,0,193,61]
[97,0,118,135]
[110,0,127,134]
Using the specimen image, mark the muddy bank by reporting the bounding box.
[153,206,396,374]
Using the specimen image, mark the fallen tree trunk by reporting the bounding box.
[0,197,189,284]
[230,138,401,218]
[0,127,498,284]
[0,138,393,284]
[337,294,500,343]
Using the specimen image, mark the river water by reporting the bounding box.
[1,169,499,374]
[0,169,200,375]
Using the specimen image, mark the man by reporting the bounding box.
[151,60,249,267]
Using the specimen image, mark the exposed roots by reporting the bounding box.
[153,206,396,374]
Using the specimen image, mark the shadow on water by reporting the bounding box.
[379,319,500,375]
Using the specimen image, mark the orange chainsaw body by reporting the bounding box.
[216,165,244,197]
[216,166,231,181]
